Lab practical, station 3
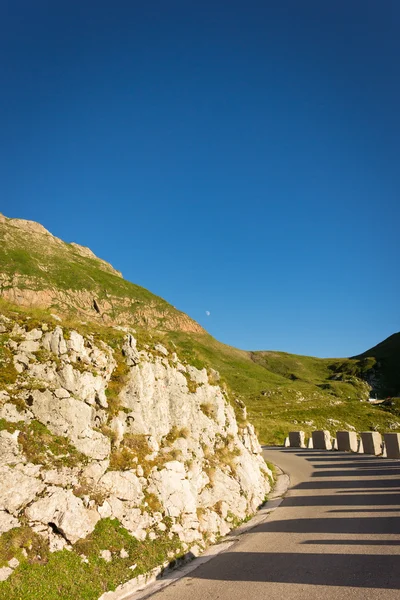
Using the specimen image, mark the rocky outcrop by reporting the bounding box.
[26,488,100,545]
[0,312,271,579]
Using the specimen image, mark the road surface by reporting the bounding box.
[141,448,400,600]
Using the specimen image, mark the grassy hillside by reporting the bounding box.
[1,213,399,444]
[353,332,400,398]
[162,336,400,443]
[0,214,203,333]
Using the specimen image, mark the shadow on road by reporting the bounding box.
[188,450,400,590]
[188,551,400,588]
[283,493,400,506]
[255,516,400,534]
[302,539,400,545]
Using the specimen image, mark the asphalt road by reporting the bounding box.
[144,448,400,600]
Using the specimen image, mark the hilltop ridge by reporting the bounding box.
[0,213,204,334]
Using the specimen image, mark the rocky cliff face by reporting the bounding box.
[0,310,270,585]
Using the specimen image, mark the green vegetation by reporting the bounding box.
[0,519,183,600]
[109,432,184,476]
[0,526,49,569]
[1,418,87,470]
[109,434,151,471]
[105,355,130,419]
[380,397,400,418]
[202,435,241,477]
[18,420,88,469]
[0,340,18,387]
[354,332,400,398]
[264,461,276,486]
[0,418,23,433]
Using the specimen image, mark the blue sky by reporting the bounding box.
[1,1,399,357]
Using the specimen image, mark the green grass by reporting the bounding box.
[0,519,183,600]
[0,416,87,468]
[17,420,88,469]
[0,338,18,387]
[0,526,49,569]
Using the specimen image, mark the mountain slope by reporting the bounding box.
[352,332,400,398]
[0,213,203,333]
[1,213,398,444]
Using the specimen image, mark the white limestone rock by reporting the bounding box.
[56,364,108,408]
[26,488,100,544]
[148,461,197,518]
[0,567,13,581]
[107,497,150,540]
[100,549,112,562]
[98,500,112,519]
[8,557,20,569]
[54,388,70,399]
[199,468,247,520]
[82,460,110,484]
[0,510,20,534]
[18,340,40,353]
[0,466,45,514]
[15,463,42,478]
[41,467,79,487]
[67,331,86,355]
[122,334,140,366]
[25,328,43,341]
[186,365,208,385]
[154,344,168,356]
[0,313,271,550]
[99,471,143,504]
[14,353,30,367]
[0,430,24,466]
[42,326,68,356]
[0,402,29,423]
[29,390,110,459]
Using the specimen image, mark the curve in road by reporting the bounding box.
[130,448,400,600]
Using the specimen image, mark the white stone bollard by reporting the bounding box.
[360,432,382,455]
[307,437,313,449]
[357,438,364,453]
[289,431,306,448]
[332,438,338,450]
[284,436,290,447]
[336,431,358,453]
[383,433,400,459]
[312,430,332,450]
